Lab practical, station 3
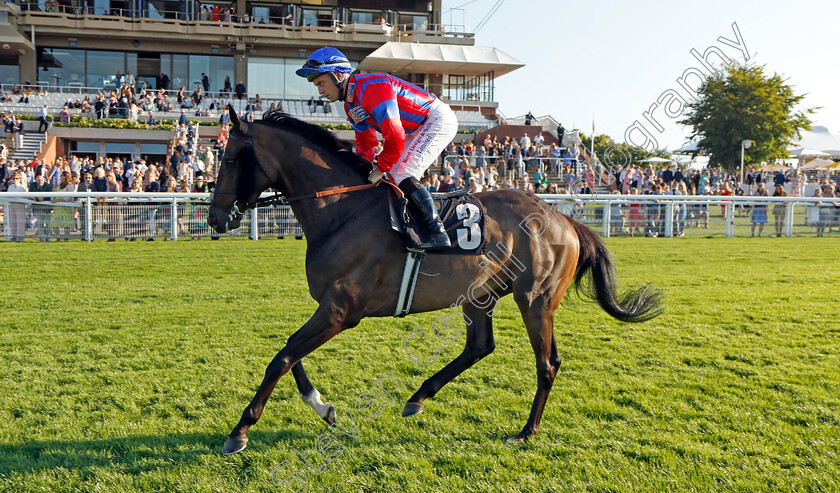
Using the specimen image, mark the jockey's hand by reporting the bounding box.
[368,168,385,184]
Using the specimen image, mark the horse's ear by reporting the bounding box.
[228,104,247,134]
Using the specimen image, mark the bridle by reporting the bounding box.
[209,122,279,222]
[209,121,405,225]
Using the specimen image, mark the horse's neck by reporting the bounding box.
[262,130,373,240]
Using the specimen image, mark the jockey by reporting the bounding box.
[296,46,456,250]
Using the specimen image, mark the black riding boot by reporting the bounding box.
[399,178,451,250]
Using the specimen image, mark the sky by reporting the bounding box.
[441,0,840,151]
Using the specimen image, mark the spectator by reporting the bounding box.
[0,157,7,191]
[77,172,94,192]
[29,174,52,242]
[223,75,232,97]
[751,182,769,237]
[118,97,129,118]
[59,106,70,124]
[14,118,24,149]
[6,173,27,241]
[51,171,76,241]
[201,73,210,93]
[191,87,203,108]
[524,111,535,126]
[772,184,787,237]
[235,81,246,100]
[39,105,49,133]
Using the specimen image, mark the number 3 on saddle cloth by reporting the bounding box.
[387,188,488,255]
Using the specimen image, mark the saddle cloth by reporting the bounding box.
[388,188,487,255]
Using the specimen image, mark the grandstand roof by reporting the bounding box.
[0,24,34,53]
[358,42,524,77]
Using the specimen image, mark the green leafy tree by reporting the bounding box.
[580,133,670,169]
[679,62,814,170]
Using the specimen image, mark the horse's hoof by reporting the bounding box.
[222,436,248,455]
[323,404,337,426]
[402,402,424,417]
[506,433,529,445]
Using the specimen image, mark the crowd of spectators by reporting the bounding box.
[20,0,315,27]
[438,134,580,193]
[0,144,221,241]
[425,135,840,237]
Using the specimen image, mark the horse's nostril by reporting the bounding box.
[208,216,217,225]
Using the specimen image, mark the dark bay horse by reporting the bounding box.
[208,108,663,454]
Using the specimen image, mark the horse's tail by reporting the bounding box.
[569,218,664,323]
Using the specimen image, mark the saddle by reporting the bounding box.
[388,187,487,256]
[387,186,489,317]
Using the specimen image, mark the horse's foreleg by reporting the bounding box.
[292,362,336,426]
[402,296,496,418]
[223,302,348,454]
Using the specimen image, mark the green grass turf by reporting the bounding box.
[1,236,838,492]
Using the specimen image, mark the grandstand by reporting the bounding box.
[0,0,523,164]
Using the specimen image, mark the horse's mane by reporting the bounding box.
[259,111,372,177]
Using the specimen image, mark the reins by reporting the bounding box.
[212,121,404,214]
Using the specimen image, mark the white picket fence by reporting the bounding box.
[2,192,838,241]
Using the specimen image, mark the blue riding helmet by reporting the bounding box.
[295,47,352,82]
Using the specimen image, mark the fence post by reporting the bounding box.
[664,202,674,237]
[602,201,611,238]
[250,207,259,240]
[170,198,178,241]
[784,202,794,237]
[84,197,93,242]
[2,201,9,240]
[725,200,734,238]
[3,201,12,241]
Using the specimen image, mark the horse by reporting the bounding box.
[207,107,664,454]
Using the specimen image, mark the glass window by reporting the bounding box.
[300,8,317,27]
[38,48,85,87]
[206,55,233,97]
[0,56,18,85]
[72,141,101,153]
[188,54,233,97]
[188,55,209,93]
[247,57,285,99]
[106,142,136,153]
[301,8,332,27]
[252,6,269,24]
[92,0,109,15]
[140,143,168,154]
[86,50,125,88]
[350,10,376,24]
[171,54,189,91]
[398,13,428,31]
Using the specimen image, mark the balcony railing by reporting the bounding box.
[17,4,474,41]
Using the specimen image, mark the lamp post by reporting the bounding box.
[740,139,752,185]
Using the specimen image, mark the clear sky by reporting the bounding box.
[442,0,840,151]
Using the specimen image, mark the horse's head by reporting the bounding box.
[208,105,275,233]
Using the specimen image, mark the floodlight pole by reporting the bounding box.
[740,139,752,185]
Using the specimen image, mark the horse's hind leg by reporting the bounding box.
[509,292,564,443]
[402,295,496,417]
[292,362,336,426]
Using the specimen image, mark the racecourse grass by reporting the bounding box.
[1,236,838,492]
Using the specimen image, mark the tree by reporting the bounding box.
[580,134,670,169]
[679,62,814,170]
